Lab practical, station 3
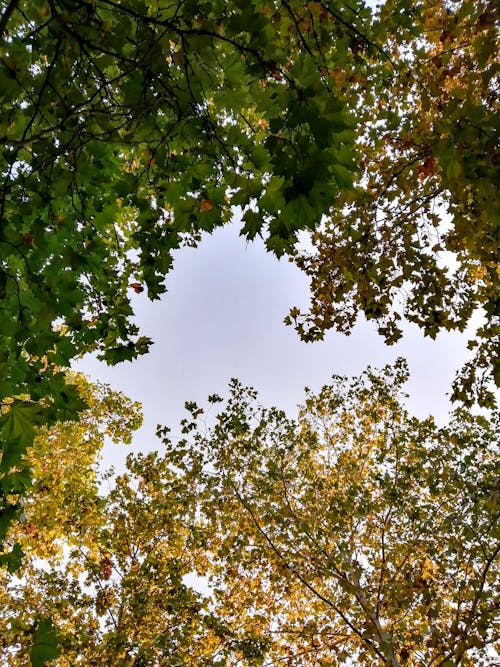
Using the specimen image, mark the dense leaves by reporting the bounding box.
[166,362,499,665]
[0,0,375,558]
[288,0,499,407]
[0,0,497,571]
[1,5,497,664]
[29,618,60,667]
[1,0,498,538]
[0,0,359,392]
[0,0,365,531]
[1,364,498,665]
[0,375,142,663]
[0,378,248,665]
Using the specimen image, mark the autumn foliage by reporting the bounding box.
[1,363,498,665]
[0,0,498,663]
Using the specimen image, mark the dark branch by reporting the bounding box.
[0,0,19,39]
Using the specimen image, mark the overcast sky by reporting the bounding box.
[75,222,481,472]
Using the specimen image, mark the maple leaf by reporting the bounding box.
[0,402,43,446]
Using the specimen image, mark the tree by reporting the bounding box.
[0,379,270,666]
[0,0,370,548]
[0,0,365,532]
[2,362,498,665]
[165,361,500,665]
[0,374,145,665]
[0,372,142,561]
[287,0,499,407]
[1,0,497,554]
[0,0,362,375]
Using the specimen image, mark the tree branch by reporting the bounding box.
[0,0,18,39]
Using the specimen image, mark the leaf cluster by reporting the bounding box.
[288,0,499,407]
[0,0,368,537]
[1,364,498,666]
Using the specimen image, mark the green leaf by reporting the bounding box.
[0,542,24,573]
[0,437,26,470]
[1,467,32,493]
[30,617,60,667]
[0,402,43,447]
[259,178,285,214]
[331,164,355,189]
[0,503,21,542]
[103,337,152,365]
[240,209,263,241]
[52,388,87,421]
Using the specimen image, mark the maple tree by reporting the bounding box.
[287,0,499,407]
[1,363,498,665]
[0,0,362,375]
[0,0,497,564]
[0,375,283,666]
[166,361,500,666]
[0,0,363,533]
[0,374,143,665]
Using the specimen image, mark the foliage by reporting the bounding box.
[0,0,361,385]
[0,374,142,663]
[0,365,140,561]
[0,0,371,535]
[1,363,498,665]
[0,451,221,666]
[164,361,500,666]
[1,0,497,563]
[0,0,371,553]
[29,618,60,667]
[287,0,499,407]
[0,380,246,666]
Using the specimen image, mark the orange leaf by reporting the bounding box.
[200,199,213,212]
[23,233,34,248]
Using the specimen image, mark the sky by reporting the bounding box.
[75,220,481,473]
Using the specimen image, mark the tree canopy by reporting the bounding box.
[0,0,361,378]
[0,0,498,586]
[0,0,363,539]
[1,362,498,665]
[287,0,499,408]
